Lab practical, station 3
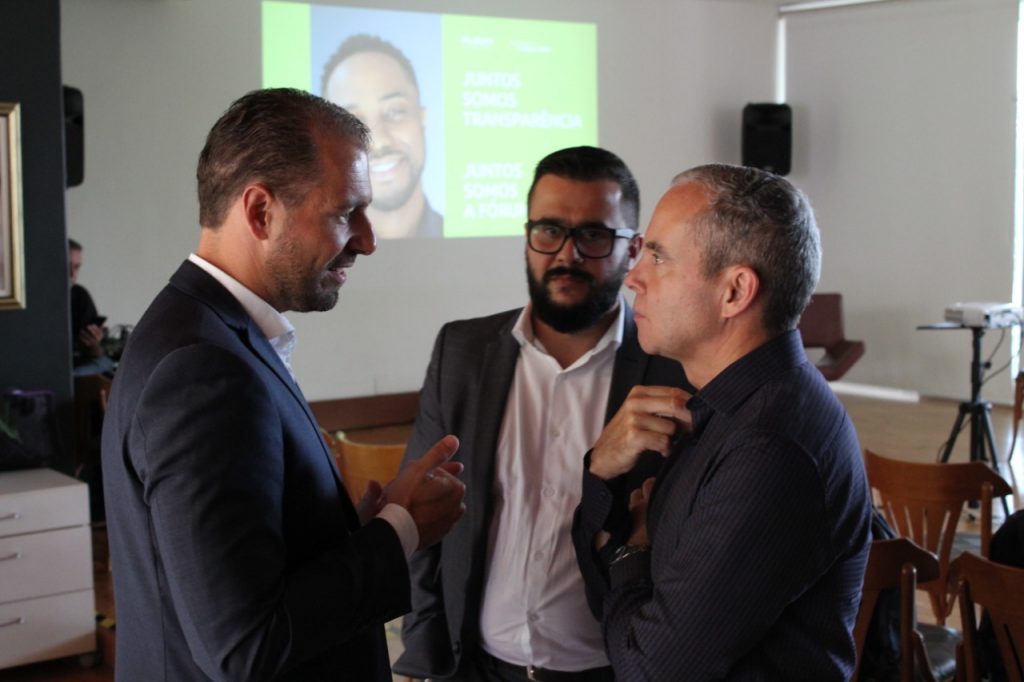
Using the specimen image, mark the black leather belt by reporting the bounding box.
[480,650,614,681]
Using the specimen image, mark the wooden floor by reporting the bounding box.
[1,393,1019,681]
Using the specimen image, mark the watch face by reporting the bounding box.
[612,543,651,564]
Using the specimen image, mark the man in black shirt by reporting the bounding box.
[574,165,872,680]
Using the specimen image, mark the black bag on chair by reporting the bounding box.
[859,509,902,681]
[0,389,60,471]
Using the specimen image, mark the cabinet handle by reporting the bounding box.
[0,617,24,628]
[0,512,20,522]
[0,552,21,562]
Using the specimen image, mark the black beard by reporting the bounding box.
[527,263,625,334]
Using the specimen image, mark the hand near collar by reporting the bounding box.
[589,385,692,480]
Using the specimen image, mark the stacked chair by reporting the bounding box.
[949,551,1024,682]
[863,449,1017,681]
[854,537,946,681]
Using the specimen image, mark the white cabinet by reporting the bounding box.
[0,468,96,669]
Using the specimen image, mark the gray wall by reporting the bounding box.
[60,0,1023,406]
[60,0,778,401]
[0,0,73,470]
[783,0,1019,405]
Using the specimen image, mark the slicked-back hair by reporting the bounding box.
[196,88,370,228]
[320,33,420,99]
[674,164,821,335]
[527,146,640,230]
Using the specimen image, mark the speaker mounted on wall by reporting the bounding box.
[63,85,84,187]
[742,102,791,176]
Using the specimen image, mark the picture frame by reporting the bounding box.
[0,102,24,311]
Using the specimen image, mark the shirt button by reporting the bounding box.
[542,487,555,499]
[534,550,544,561]
[528,612,540,622]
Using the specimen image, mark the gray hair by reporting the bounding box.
[673,164,821,334]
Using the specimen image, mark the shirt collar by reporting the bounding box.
[691,330,807,422]
[187,253,297,368]
[511,295,626,358]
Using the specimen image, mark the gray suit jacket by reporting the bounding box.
[393,306,687,679]
[102,261,408,681]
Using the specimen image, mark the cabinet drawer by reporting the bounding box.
[0,469,89,537]
[0,590,96,669]
[0,526,93,603]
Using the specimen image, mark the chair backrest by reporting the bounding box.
[799,293,846,347]
[854,538,941,682]
[321,429,406,504]
[797,293,865,381]
[865,449,1012,624]
[951,551,1024,682]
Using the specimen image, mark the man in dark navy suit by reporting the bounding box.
[102,88,465,681]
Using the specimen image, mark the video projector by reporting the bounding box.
[944,302,1024,328]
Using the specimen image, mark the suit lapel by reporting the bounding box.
[169,262,344,493]
[467,314,520,549]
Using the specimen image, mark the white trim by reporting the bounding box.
[828,381,921,403]
[1012,0,1023,377]
[775,17,787,103]
[780,0,891,14]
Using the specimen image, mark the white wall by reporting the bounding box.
[783,0,1019,405]
[60,0,778,401]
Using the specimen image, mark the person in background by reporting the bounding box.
[395,146,686,681]
[69,238,114,376]
[101,88,466,681]
[574,164,872,681]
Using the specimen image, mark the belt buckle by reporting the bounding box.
[527,664,539,681]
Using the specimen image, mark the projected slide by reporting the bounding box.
[263,2,597,239]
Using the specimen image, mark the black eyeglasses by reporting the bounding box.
[525,220,636,259]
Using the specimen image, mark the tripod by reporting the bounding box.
[938,325,1010,515]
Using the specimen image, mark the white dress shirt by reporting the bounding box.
[187,254,418,557]
[478,301,624,671]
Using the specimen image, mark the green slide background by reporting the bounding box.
[443,15,597,237]
[262,1,311,90]
[260,4,597,238]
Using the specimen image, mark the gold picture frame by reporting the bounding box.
[0,102,23,310]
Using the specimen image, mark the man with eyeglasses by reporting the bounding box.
[394,146,687,682]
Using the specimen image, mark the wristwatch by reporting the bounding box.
[610,543,651,566]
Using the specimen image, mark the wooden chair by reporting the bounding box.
[950,551,1024,682]
[72,373,112,478]
[854,538,957,682]
[319,429,415,682]
[865,450,1013,624]
[797,292,865,381]
[321,429,406,504]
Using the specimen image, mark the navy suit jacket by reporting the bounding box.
[393,306,687,679]
[102,261,408,681]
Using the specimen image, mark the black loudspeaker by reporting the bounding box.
[742,103,791,176]
[63,86,84,187]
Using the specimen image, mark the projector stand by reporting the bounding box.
[938,326,1010,515]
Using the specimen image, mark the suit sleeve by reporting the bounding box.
[131,344,408,682]
[394,325,457,678]
[600,435,833,680]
